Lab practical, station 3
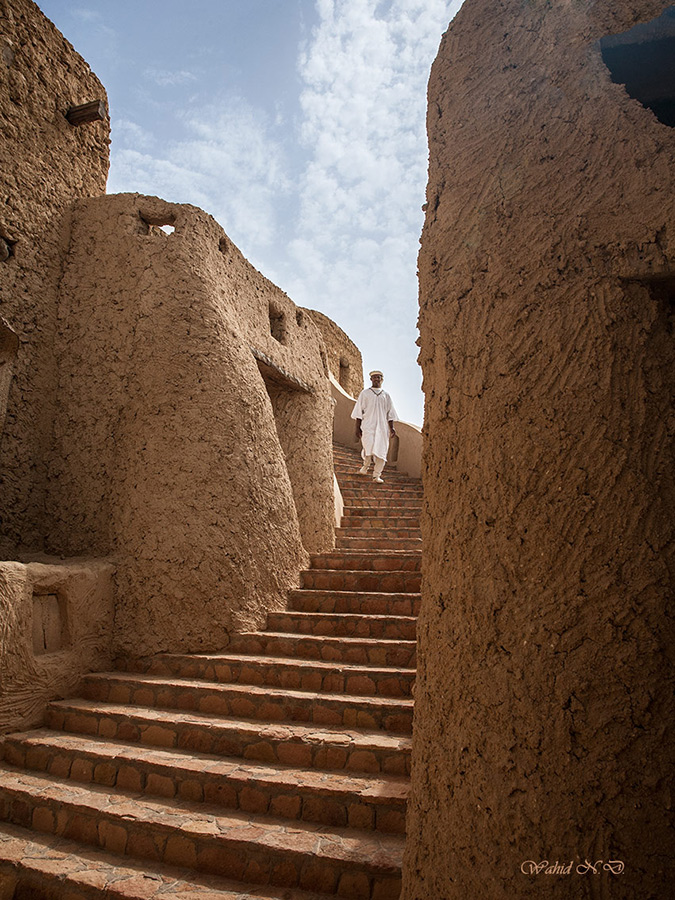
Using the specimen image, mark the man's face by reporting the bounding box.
[370,373,383,388]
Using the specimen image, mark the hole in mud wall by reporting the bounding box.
[339,356,351,389]
[32,592,70,655]
[296,309,304,327]
[649,278,675,334]
[269,302,287,344]
[219,236,229,255]
[319,347,329,377]
[600,6,675,127]
[139,211,177,237]
[0,319,19,434]
[1,235,16,261]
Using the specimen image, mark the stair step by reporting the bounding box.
[341,505,421,517]
[266,611,416,640]
[300,569,420,592]
[2,731,408,833]
[333,465,417,481]
[0,821,339,900]
[288,589,420,617]
[79,673,414,734]
[228,632,416,668]
[46,700,412,775]
[335,536,422,551]
[340,517,420,530]
[335,528,421,541]
[310,551,420,572]
[120,650,416,697]
[0,766,403,898]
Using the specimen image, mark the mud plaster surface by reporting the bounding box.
[45,194,335,658]
[0,557,114,733]
[405,2,674,898]
[0,0,109,554]
[306,308,364,397]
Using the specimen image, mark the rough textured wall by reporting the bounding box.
[406,2,674,898]
[45,194,334,658]
[0,558,114,733]
[0,0,109,554]
[306,308,363,397]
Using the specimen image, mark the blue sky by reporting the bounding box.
[38,0,463,425]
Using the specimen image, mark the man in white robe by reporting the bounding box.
[351,370,399,483]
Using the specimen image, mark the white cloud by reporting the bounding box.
[107,97,289,254]
[144,68,197,88]
[276,0,462,422]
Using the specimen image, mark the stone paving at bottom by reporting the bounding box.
[0,441,422,899]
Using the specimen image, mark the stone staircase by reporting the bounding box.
[0,441,422,900]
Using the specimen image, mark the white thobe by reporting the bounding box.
[351,388,399,461]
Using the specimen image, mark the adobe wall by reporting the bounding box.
[306,308,364,397]
[0,557,114,733]
[406,1,674,898]
[45,194,335,658]
[0,0,109,554]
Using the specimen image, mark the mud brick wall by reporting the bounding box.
[306,308,363,397]
[405,1,674,897]
[0,0,109,554]
[45,193,335,657]
[0,558,114,733]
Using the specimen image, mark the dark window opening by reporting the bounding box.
[339,356,350,389]
[645,275,675,335]
[0,319,18,434]
[0,235,16,261]
[600,6,675,128]
[269,302,287,344]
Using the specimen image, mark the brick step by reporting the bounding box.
[340,516,420,530]
[228,632,416,668]
[300,569,420,592]
[0,822,340,900]
[339,484,422,495]
[333,465,417,483]
[120,650,416,698]
[1,732,408,834]
[336,482,419,496]
[343,503,421,515]
[335,527,421,541]
[80,673,414,734]
[309,551,420,572]
[0,767,403,898]
[288,589,420,617]
[267,611,416,641]
[335,536,422,551]
[46,700,412,775]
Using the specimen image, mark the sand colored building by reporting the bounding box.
[0,0,357,729]
[406,1,674,897]
[1,0,672,897]
[305,309,364,398]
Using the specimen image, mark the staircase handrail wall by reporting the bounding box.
[329,374,422,479]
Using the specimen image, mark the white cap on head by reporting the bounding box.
[369,370,384,377]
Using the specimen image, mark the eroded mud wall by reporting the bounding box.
[45,194,334,657]
[0,0,109,554]
[406,1,674,897]
[0,558,114,733]
[306,308,364,397]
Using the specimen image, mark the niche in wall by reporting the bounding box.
[0,319,19,434]
[32,591,70,655]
